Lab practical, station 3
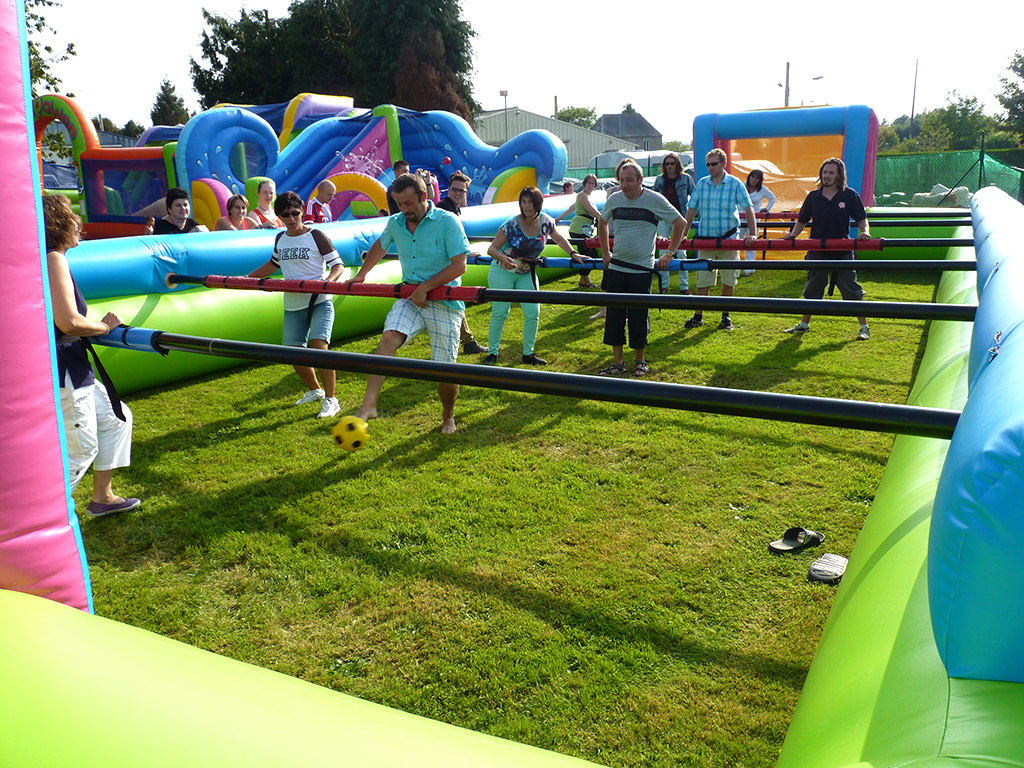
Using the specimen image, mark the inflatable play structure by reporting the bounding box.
[692,105,879,212]
[33,91,568,238]
[7,0,1024,761]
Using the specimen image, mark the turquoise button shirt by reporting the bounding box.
[381,202,471,310]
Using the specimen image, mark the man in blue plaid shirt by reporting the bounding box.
[679,148,758,331]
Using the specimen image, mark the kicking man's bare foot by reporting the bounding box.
[355,406,378,421]
[441,417,457,434]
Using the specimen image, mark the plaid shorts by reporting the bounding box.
[384,299,464,362]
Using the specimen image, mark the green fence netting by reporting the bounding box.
[875,150,1024,206]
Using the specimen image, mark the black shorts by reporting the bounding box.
[803,251,865,300]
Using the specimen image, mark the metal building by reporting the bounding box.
[474,106,638,170]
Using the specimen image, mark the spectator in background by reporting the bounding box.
[247,179,283,229]
[557,174,601,290]
[741,170,776,275]
[215,194,258,231]
[152,188,208,235]
[303,180,337,224]
[653,153,695,295]
[386,160,411,214]
[678,149,758,331]
[437,171,486,355]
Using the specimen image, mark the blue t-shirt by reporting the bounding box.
[380,202,471,310]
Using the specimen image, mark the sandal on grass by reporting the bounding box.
[599,362,627,376]
[768,527,825,554]
[633,361,649,376]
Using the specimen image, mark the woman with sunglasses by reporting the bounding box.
[652,153,694,294]
[247,191,346,419]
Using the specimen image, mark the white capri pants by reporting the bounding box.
[60,373,133,493]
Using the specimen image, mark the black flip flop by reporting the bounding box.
[768,527,825,554]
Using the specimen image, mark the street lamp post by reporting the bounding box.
[778,63,824,106]
[500,90,508,143]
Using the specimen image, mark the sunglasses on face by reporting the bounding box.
[281,210,302,219]
[706,161,721,167]
[450,187,468,195]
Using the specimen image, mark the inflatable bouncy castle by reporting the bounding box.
[34,93,568,238]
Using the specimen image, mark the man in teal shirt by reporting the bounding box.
[348,173,470,434]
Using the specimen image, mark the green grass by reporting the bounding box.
[78,267,938,768]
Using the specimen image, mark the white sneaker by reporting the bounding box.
[783,323,809,334]
[317,397,340,419]
[295,388,325,406]
[857,325,871,341]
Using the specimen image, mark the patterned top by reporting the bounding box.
[686,173,753,237]
[499,212,557,268]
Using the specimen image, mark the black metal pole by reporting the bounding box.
[166,275,976,321]
[697,259,975,271]
[152,332,960,440]
[865,209,969,219]
[866,218,972,228]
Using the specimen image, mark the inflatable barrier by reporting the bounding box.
[778,189,1024,767]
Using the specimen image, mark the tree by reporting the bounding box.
[622,103,637,114]
[392,27,471,119]
[553,106,596,129]
[191,9,292,109]
[878,94,1020,155]
[997,51,1024,138]
[151,79,190,126]
[349,0,476,114]
[25,0,75,98]
[92,116,118,133]
[191,0,478,116]
[663,140,692,152]
[122,120,146,140]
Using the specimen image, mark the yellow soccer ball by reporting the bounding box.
[332,416,369,452]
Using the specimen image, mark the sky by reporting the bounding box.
[38,0,1024,142]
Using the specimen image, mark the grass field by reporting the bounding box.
[78,266,939,768]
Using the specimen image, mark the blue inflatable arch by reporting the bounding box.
[692,105,879,205]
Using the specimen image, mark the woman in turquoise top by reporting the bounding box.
[483,186,578,366]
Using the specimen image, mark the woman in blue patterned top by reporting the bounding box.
[483,186,578,366]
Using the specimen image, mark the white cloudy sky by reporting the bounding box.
[39,0,1022,141]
